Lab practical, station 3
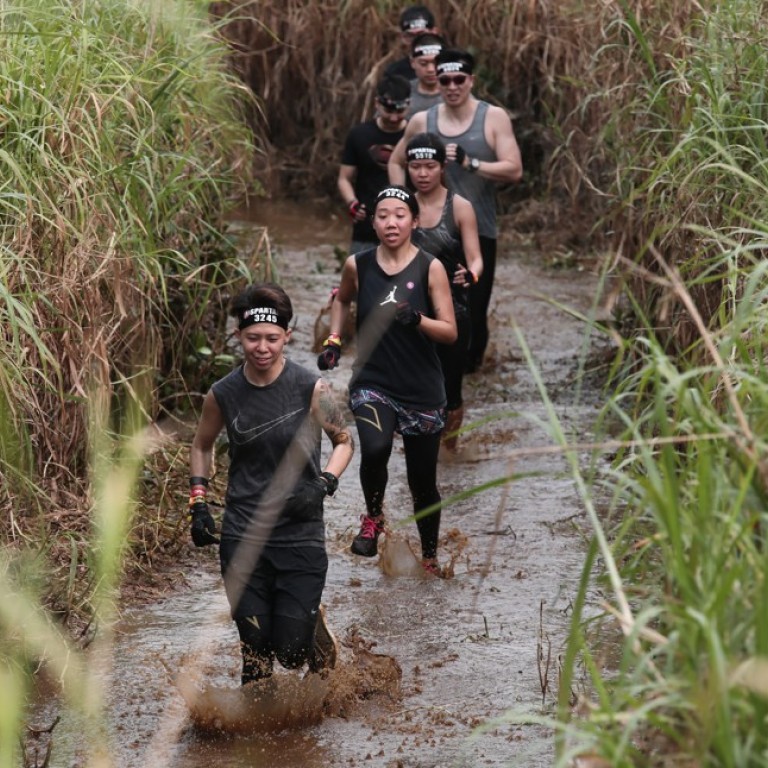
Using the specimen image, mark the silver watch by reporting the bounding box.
[469,157,481,173]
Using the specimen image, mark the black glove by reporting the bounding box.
[454,144,467,166]
[395,301,422,327]
[284,477,328,522]
[320,471,339,496]
[190,501,219,547]
[348,200,367,220]
[317,338,341,370]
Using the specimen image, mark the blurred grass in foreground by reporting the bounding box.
[0,0,267,762]
[550,2,768,764]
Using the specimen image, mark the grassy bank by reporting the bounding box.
[0,0,265,761]
[549,2,768,764]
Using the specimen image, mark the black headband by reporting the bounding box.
[413,41,442,58]
[407,145,445,163]
[402,16,430,32]
[376,186,419,216]
[238,306,289,330]
[436,59,472,76]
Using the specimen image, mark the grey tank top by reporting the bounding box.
[211,360,324,547]
[407,80,442,118]
[412,190,469,316]
[427,101,498,238]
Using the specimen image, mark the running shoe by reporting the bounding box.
[350,514,385,557]
[421,558,442,578]
[308,604,338,674]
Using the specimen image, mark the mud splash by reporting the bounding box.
[179,633,402,735]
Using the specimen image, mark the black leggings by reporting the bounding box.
[467,236,498,369]
[219,542,327,686]
[235,614,315,685]
[354,401,442,559]
[437,310,471,411]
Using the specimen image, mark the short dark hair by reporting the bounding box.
[376,74,411,103]
[399,5,436,32]
[230,283,293,323]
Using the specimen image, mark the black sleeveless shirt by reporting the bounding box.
[211,360,324,547]
[350,247,446,409]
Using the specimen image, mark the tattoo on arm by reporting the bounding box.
[318,386,353,448]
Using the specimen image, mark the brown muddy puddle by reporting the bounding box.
[37,199,614,767]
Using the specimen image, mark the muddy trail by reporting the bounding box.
[34,201,613,768]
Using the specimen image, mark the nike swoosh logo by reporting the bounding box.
[232,408,304,444]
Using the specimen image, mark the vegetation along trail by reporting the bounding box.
[33,200,613,767]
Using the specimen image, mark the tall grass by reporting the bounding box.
[0,0,265,759]
[550,2,768,764]
[0,0,259,564]
[5,0,768,764]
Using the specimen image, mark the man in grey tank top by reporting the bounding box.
[388,48,523,372]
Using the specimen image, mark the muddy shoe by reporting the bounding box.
[350,514,385,557]
[308,604,338,674]
[421,557,442,578]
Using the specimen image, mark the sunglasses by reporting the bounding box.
[379,99,409,113]
[438,74,468,87]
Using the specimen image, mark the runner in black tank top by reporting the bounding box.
[317,186,457,576]
[189,283,354,685]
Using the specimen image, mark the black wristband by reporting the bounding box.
[320,471,339,496]
[189,476,209,487]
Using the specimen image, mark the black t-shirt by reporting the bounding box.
[341,119,405,243]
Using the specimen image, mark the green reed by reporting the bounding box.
[551,2,768,764]
[0,0,264,762]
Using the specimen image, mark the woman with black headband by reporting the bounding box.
[406,132,483,454]
[189,282,354,686]
[317,185,456,576]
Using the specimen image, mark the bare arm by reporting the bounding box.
[329,255,358,338]
[452,194,484,284]
[190,391,225,479]
[311,379,354,479]
[337,164,357,204]
[422,258,457,344]
[475,105,523,183]
[388,111,427,184]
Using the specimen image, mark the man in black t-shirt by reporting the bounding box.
[337,75,411,254]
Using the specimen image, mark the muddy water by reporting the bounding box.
[42,200,612,767]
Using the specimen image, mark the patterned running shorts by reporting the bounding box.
[349,387,445,436]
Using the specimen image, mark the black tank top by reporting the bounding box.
[211,360,324,547]
[350,247,446,409]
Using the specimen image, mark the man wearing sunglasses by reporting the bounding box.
[388,48,523,373]
[338,75,411,255]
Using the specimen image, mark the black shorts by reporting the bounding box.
[219,540,328,621]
